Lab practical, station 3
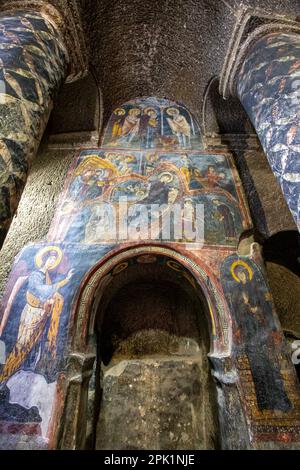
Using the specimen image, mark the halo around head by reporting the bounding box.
[129,108,141,116]
[167,107,179,116]
[144,107,157,116]
[230,260,253,282]
[114,108,125,116]
[158,171,174,183]
[35,246,63,270]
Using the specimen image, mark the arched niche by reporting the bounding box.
[47,71,102,138]
[71,246,232,356]
[93,254,219,450]
[58,245,235,450]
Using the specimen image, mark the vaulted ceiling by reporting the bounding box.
[77,0,300,129]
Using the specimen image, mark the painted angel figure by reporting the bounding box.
[0,246,74,384]
[166,108,191,147]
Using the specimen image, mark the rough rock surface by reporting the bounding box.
[266,262,300,338]
[0,143,75,297]
[96,357,218,450]
[80,0,300,128]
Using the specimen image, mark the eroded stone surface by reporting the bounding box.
[96,358,218,450]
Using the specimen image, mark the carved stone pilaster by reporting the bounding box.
[0,0,88,82]
[58,352,96,450]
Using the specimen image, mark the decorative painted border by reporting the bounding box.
[70,244,232,356]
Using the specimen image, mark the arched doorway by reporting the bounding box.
[87,253,220,450]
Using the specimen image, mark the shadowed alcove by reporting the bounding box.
[88,254,220,450]
[263,231,300,382]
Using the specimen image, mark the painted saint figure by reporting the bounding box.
[230,261,291,412]
[139,107,159,148]
[118,108,141,144]
[140,172,174,206]
[212,199,236,241]
[205,165,225,189]
[166,108,191,147]
[111,108,126,140]
[0,247,74,384]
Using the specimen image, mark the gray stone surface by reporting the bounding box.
[49,72,102,135]
[96,357,218,450]
[79,0,300,129]
[266,262,300,338]
[0,141,75,297]
[231,146,297,239]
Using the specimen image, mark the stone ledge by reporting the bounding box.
[47,130,99,148]
[204,133,261,151]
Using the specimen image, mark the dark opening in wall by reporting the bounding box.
[89,255,219,450]
[263,230,300,276]
[264,232,300,384]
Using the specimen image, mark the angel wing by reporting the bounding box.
[0,275,28,337]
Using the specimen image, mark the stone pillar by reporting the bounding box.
[0,10,68,245]
[236,31,300,230]
[0,1,88,247]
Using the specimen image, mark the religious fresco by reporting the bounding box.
[101,97,203,150]
[48,149,249,247]
[0,243,114,446]
[1,95,300,449]
[221,254,293,413]
[0,11,68,239]
[238,32,300,230]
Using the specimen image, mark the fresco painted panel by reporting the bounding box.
[0,243,114,447]
[221,254,292,413]
[48,149,250,248]
[102,97,203,150]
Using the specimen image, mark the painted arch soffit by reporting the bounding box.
[71,245,232,356]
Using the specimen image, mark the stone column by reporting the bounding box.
[236,31,300,230]
[220,10,300,232]
[0,0,88,247]
[0,10,69,245]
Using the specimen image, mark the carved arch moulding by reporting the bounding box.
[220,7,300,99]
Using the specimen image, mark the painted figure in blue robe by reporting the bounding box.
[0,247,74,384]
[68,168,105,202]
[230,264,291,412]
[139,172,174,206]
[212,199,236,241]
[139,108,159,148]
